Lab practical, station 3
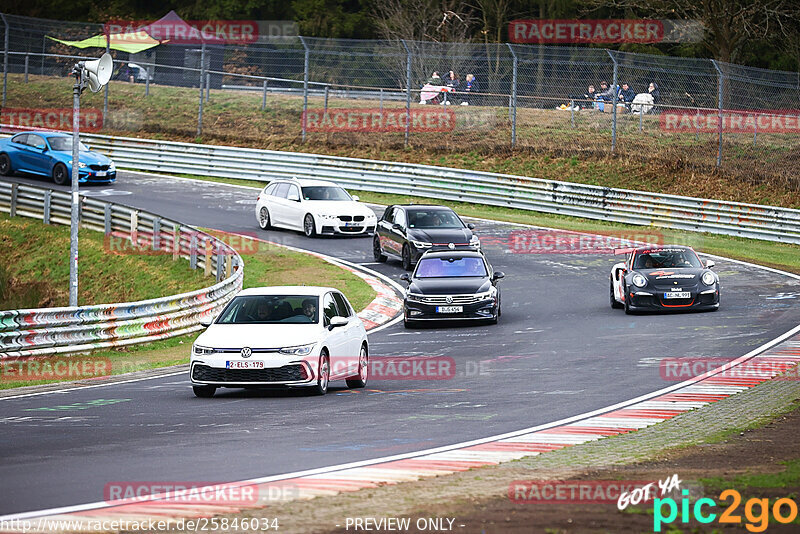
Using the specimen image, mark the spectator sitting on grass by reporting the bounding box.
[427,71,443,85]
[618,83,636,103]
[445,70,460,90]
[648,82,660,104]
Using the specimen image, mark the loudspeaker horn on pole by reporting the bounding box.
[84,53,113,93]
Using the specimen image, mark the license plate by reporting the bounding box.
[436,306,463,313]
[226,361,265,369]
[96,171,106,176]
[664,292,691,299]
[343,222,358,227]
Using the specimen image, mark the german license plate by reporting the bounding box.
[227,361,265,369]
[436,306,463,313]
[664,292,691,299]
[96,171,106,177]
[344,222,358,227]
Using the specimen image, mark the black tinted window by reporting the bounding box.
[322,293,340,325]
[216,295,319,324]
[332,293,352,317]
[11,134,29,145]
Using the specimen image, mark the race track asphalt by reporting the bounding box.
[1,172,798,515]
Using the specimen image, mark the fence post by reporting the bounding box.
[261,79,268,110]
[379,88,384,115]
[9,183,17,217]
[152,217,161,251]
[570,99,575,128]
[104,203,111,233]
[189,232,198,269]
[299,36,310,142]
[216,249,224,282]
[607,50,618,152]
[711,59,724,167]
[206,72,210,102]
[753,113,757,146]
[507,43,518,148]
[2,13,9,108]
[197,42,205,138]
[43,190,51,224]
[103,30,110,125]
[145,65,150,96]
[324,84,329,112]
[24,53,28,82]
[401,39,411,148]
[173,224,180,261]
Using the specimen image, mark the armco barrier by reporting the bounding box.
[50,132,800,244]
[0,181,243,359]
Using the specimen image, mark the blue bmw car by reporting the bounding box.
[0,131,116,185]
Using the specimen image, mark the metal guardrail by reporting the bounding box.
[67,132,800,245]
[0,181,243,359]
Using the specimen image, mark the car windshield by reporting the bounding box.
[407,210,463,229]
[302,186,352,201]
[415,256,487,278]
[48,138,90,152]
[215,295,319,324]
[634,249,702,269]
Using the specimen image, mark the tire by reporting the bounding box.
[401,244,412,271]
[623,284,634,315]
[0,153,11,176]
[193,385,216,398]
[303,214,316,238]
[373,235,387,262]
[311,352,330,395]
[258,207,271,230]
[346,344,368,389]
[610,277,623,309]
[52,163,69,186]
[403,314,414,329]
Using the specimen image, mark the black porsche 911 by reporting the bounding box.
[400,250,504,326]
[373,204,480,270]
[610,245,720,314]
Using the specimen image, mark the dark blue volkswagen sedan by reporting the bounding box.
[0,131,116,185]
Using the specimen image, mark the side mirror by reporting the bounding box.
[352,195,360,201]
[200,318,213,327]
[329,316,348,329]
[287,193,300,202]
[400,273,410,282]
[492,271,505,281]
[84,145,90,151]
[705,260,715,269]
[392,223,403,232]
[467,223,475,230]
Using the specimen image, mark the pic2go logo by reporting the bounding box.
[653,489,799,532]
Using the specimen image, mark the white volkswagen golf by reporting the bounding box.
[190,286,369,397]
[255,178,378,237]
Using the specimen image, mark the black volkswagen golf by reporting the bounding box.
[400,250,504,326]
[373,204,480,270]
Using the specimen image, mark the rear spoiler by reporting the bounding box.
[614,248,634,255]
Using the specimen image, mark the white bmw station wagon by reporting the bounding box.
[255,178,377,237]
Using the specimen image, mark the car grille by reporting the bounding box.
[339,226,364,233]
[89,164,110,171]
[192,364,307,383]
[337,215,365,222]
[416,294,484,305]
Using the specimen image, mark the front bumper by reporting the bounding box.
[409,243,481,263]
[78,169,116,184]
[319,222,376,235]
[627,287,720,310]
[190,353,318,387]
[404,298,498,321]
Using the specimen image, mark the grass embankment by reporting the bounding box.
[0,212,208,309]
[6,74,799,209]
[0,230,376,390]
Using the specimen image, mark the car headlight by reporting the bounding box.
[476,289,496,301]
[319,214,337,220]
[193,345,216,355]
[108,162,116,170]
[702,272,716,285]
[279,344,315,355]
[411,241,432,249]
[469,235,481,248]
[68,160,87,168]
[406,293,425,302]
[632,273,648,288]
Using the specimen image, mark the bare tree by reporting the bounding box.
[371,0,478,87]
